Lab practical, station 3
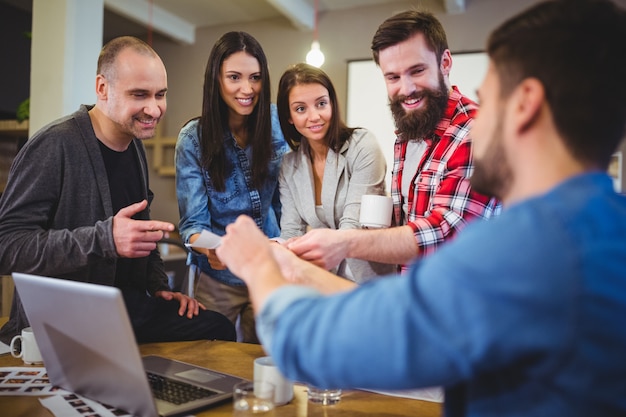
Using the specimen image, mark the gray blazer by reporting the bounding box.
[0,105,169,343]
[279,128,396,283]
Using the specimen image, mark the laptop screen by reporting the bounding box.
[13,272,163,416]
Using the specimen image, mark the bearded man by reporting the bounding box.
[281,10,500,287]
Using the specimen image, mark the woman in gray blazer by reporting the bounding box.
[276,63,395,283]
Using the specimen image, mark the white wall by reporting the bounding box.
[29,0,103,135]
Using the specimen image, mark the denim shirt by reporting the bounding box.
[176,104,289,286]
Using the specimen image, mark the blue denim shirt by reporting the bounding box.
[257,173,626,416]
[175,104,289,286]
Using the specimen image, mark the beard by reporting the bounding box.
[470,118,512,201]
[389,74,450,142]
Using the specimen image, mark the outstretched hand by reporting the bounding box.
[269,242,306,283]
[274,236,357,295]
[286,228,348,270]
[207,249,227,270]
[216,215,276,284]
[216,215,286,310]
[113,200,175,258]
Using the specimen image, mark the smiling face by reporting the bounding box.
[219,51,262,119]
[98,48,167,142]
[288,83,332,145]
[379,33,451,140]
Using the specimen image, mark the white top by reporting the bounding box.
[402,140,427,218]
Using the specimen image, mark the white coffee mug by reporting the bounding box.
[359,194,393,229]
[253,356,294,405]
[10,327,44,365]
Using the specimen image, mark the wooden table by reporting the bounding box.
[0,338,442,416]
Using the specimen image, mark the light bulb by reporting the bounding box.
[306,40,325,67]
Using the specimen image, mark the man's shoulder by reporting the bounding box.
[29,105,92,144]
[434,88,478,147]
[450,87,479,119]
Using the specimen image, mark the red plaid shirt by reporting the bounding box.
[391,86,500,271]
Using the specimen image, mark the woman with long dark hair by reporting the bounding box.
[175,32,288,343]
[276,63,393,283]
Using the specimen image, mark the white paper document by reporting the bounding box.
[184,229,222,250]
[0,366,194,417]
[0,367,71,396]
[184,230,286,251]
[40,393,133,417]
[365,386,444,403]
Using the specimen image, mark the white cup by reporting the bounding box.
[253,356,294,406]
[10,327,44,365]
[359,194,393,229]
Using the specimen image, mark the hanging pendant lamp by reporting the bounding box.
[305,0,325,67]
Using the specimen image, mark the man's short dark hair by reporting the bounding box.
[488,0,626,169]
[371,10,449,66]
[97,36,158,81]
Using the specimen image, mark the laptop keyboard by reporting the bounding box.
[147,372,219,405]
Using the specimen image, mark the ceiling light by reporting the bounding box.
[305,0,324,67]
[306,40,325,67]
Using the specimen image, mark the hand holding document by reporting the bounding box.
[185,229,285,251]
[184,229,222,250]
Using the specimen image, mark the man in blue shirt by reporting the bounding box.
[215,1,626,416]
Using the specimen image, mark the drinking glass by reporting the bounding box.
[233,380,275,416]
[307,385,342,405]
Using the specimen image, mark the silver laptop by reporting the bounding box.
[12,272,246,417]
